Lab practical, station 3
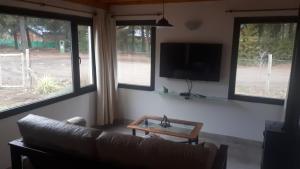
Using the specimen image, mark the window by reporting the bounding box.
[229,17,298,105]
[116,20,156,90]
[78,25,94,87]
[0,6,96,119]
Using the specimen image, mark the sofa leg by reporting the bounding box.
[132,129,136,136]
[10,146,22,169]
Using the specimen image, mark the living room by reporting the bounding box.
[0,0,299,169]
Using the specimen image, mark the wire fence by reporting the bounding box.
[0,39,60,49]
[238,58,291,66]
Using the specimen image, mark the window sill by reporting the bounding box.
[118,83,154,91]
[0,87,96,120]
[229,94,284,105]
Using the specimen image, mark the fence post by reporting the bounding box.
[266,54,273,93]
[25,49,31,88]
[0,55,2,87]
[88,27,93,84]
[21,53,25,88]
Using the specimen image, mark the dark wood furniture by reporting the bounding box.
[9,139,125,169]
[127,115,203,144]
[261,121,296,169]
[9,138,228,169]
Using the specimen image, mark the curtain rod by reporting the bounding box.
[226,8,299,13]
[14,0,96,15]
[111,13,162,18]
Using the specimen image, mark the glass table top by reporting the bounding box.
[138,119,195,135]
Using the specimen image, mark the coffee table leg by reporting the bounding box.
[188,137,198,145]
[195,136,199,144]
[132,129,136,136]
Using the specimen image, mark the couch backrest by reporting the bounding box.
[17,114,102,158]
[17,114,220,169]
[96,132,218,169]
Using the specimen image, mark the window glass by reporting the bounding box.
[78,25,93,87]
[234,22,296,99]
[0,14,72,111]
[116,25,152,87]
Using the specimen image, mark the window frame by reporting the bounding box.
[74,22,97,93]
[0,5,96,119]
[228,16,299,105]
[116,20,156,91]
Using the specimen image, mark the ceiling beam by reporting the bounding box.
[65,0,219,8]
[105,0,219,5]
[63,0,108,9]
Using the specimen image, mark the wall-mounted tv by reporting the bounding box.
[160,43,222,81]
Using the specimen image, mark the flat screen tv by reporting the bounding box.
[160,43,222,81]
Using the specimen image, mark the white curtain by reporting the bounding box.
[93,10,118,125]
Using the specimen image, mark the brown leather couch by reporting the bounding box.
[9,114,228,169]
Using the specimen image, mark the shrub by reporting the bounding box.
[36,75,61,95]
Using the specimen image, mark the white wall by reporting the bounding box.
[0,1,97,169]
[111,0,298,142]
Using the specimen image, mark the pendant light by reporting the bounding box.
[156,0,173,27]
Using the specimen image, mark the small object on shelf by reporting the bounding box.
[180,92,191,100]
[193,94,206,98]
[160,115,171,128]
[163,86,168,93]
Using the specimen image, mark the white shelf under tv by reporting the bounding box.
[155,90,227,101]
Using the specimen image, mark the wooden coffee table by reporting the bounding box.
[127,115,203,144]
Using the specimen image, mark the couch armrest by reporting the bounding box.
[18,114,101,158]
[65,117,86,127]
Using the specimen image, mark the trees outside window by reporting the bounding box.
[0,7,96,118]
[229,17,298,105]
[116,21,156,91]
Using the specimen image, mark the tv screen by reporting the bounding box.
[160,43,222,81]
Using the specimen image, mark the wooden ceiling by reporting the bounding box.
[64,0,218,9]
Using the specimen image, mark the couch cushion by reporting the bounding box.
[65,116,87,127]
[96,132,210,169]
[96,132,144,168]
[18,114,102,158]
[140,137,209,169]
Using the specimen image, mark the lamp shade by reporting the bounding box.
[156,17,173,27]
